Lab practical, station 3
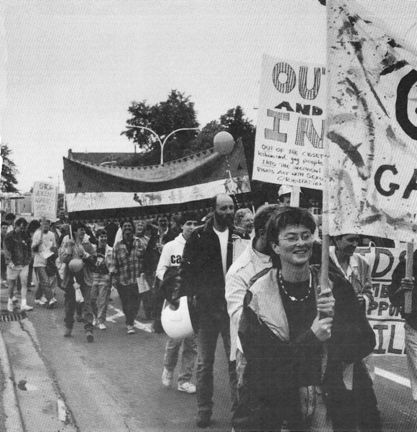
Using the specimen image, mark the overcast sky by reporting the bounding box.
[1,0,416,192]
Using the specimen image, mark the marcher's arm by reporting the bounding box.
[3,235,12,265]
[155,242,171,281]
[179,231,199,297]
[388,261,407,307]
[59,238,74,264]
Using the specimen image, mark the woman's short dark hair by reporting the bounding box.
[71,221,87,235]
[266,206,316,245]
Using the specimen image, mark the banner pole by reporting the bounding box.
[320,0,331,293]
[405,241,414,314]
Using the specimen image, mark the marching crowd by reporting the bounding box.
[1,192,417,431]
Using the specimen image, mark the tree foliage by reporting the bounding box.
[121,90,199,165]
[1,144,19,193]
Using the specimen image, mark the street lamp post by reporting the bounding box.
[126,125,199,165]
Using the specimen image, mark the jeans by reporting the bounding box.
[64,279,94,332]
[34,267,55,301]
[91,273,111,324]
[405,323,417,401]
[164,334,197,384]
[116,283,139,326]
[196,309,237,415]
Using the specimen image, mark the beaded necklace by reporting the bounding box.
[278,269,312,302]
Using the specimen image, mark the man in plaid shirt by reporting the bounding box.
[111,219,146,334]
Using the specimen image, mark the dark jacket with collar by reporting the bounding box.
[180,216,234,315]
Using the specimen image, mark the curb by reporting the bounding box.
[0,325,25,432]
[1,319,78,432]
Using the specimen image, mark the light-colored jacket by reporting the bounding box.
[225,241,271,361]
[156,234,186,281]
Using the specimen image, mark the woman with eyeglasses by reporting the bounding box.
[235,207,375,432]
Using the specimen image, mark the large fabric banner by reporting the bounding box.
[253,55,326,189]
[328,0,417,241]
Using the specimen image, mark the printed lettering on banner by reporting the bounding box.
[32,181,58,220]
[328,0,417,241]
[357,245,407,355]
[252,55,326,189]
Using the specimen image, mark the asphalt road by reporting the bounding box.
[4,286,417,432]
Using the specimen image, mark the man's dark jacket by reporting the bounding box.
[179,217,234,316]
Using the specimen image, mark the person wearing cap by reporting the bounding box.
[225,204,279,427]
[278,185,292,206]
[90,229,113,330]
[235,207,375,431]
[32,218,58,308]
[157,212,199,395]
[59,221,96,342]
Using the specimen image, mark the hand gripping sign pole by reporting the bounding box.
[404,242,414,314]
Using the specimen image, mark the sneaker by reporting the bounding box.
[161,368,173,387]
[127,325,136,335]
[196,411,211,428]
[48,298,57,309]
[7,299,14,312]
[20,304,33,312]
[98,323,106,330]
[35,298,47,306]
[64,328,72,338]
[178,382,196,394]
[40,295,47,303]
[86,331,94,343]
[12,295,18,303]
[92,317,98,327]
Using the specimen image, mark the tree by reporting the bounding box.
[1,144,19,193]
[219,106,256,177]
[121,90,200,165]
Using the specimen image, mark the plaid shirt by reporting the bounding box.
[112,238,146,286]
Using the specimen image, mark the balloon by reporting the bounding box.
[68,258,84,273]
[213,131,235,155]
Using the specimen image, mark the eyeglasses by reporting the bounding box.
[279,231,313,243]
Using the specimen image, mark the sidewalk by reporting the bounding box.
[0,317,77,432]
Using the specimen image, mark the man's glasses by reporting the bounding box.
[279,231,313,244]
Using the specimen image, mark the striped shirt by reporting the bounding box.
[111,238,146,286]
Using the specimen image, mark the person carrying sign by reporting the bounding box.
[236,207,375,431]
[388,252,417,401]
[329,234,381,432]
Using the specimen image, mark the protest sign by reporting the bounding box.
[32,181,57,220]
[253,55,326,189]
[357,245,406,355]
[327,0,417,242]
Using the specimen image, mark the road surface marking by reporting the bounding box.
[374,367,411,388]
[107,305,153,333]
